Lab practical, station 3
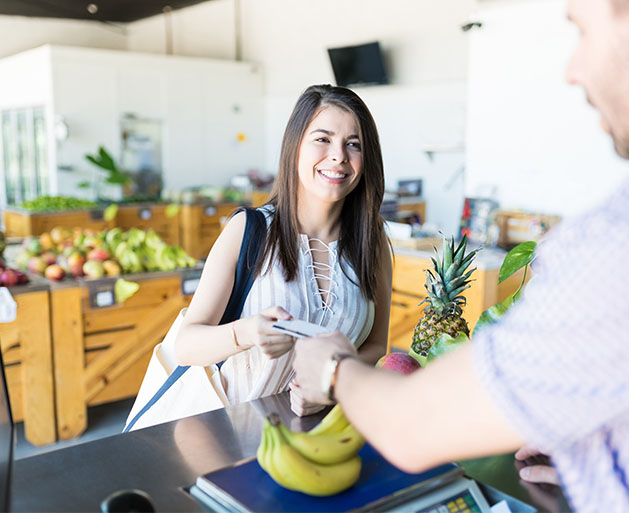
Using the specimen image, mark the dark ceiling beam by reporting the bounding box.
[0,0,211,23]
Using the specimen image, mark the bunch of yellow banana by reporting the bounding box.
[257,408,365,496]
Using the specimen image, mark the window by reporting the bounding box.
[0,107,49,207]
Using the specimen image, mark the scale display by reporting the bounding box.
[417,488,484,513]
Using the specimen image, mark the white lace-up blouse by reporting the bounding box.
[219,206,374,404]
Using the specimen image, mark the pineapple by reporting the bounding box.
[411,235,480,356]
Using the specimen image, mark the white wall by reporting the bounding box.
[0,47,52,110]
[0,15,126,60]
[48,46,264,198]
[465,0,629,219]
[239,0,476,235]
[126,0,236,59]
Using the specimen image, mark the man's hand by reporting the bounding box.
[514,446,559,485]
[293,331,356,404]
[289,380,326,417]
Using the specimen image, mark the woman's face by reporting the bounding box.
[296,105,363,205]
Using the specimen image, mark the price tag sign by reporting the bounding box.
[87,278,116,309]
[139,208,152,220]
[90,209,105,221]
[181,269,202,296]
[204,206,217,216]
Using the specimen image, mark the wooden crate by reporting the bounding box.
[115,204,181,246]
[0,284,56,446]
[495,210,561,247]
[49,271,195,440]
[179,203,241,260]
[387,252,526,353]
[3,207,114,238]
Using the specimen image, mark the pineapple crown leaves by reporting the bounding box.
[420,234,480,316]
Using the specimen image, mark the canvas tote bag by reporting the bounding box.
[123,208,266,432]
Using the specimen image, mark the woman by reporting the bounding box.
[175,84,392,415]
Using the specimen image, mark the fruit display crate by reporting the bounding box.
[115,203,180,247]
[3,206,115,238]
[48,268,200,440]
[0,281,56,446]
[179,202,241,260]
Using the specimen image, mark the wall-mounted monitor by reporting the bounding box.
[327,42,389,88]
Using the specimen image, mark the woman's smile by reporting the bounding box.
[317,168,350,183]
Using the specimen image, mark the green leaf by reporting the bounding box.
[77,181,90,189]
[408,346,428,368]
[426,332,469,363]
[498,241,537,284]
[165,204,180,218]
[105,171,130,185]
[473,292,517,336]
[103,204,118,222]
[98,146,117,172]
[114,278,140,303]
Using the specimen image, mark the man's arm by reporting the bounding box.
[294,336,524,473]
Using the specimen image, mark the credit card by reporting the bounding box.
[272,319,331,339]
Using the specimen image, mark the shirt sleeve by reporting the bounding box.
[472,208,629,452]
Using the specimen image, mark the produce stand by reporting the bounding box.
[248,189,271,208]
[388,248,526,353]
[3,206,114,238]
[179,202,241,260]
[115,203,181,247]
[0,282,56,446]
[49,269,198,440]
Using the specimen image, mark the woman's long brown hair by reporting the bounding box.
[257,84,386,301]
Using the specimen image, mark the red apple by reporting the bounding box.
[15,270,29,284]
[69,264,85,278]
[87,248,110,262]
[41,251,57,266]
[68,252,86,268]
[0,269,20,287]
[44,264,66,281]
[376,353,421,375]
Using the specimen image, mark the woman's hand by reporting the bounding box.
[289,379,326,417]
[234,306,295,359]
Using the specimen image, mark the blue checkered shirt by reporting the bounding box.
[473,177,629,513]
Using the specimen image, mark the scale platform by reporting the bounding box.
[189,443,493,513]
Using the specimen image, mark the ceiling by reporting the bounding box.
[0,0,210,23]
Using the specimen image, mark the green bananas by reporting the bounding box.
[257,412,363,496]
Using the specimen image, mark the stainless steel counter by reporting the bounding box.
[12,392,569,512]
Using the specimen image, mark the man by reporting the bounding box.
[293,1,629,512]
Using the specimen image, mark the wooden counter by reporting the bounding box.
[0,283,56,446]
[49,270,196,440]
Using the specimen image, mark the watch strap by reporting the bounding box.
[323,353,355,403]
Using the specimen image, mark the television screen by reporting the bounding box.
[327,42,388,87]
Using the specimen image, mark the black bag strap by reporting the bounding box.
[219,207,266,324]
[123,207,266,432]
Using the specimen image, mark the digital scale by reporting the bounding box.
[189,444,494,513]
